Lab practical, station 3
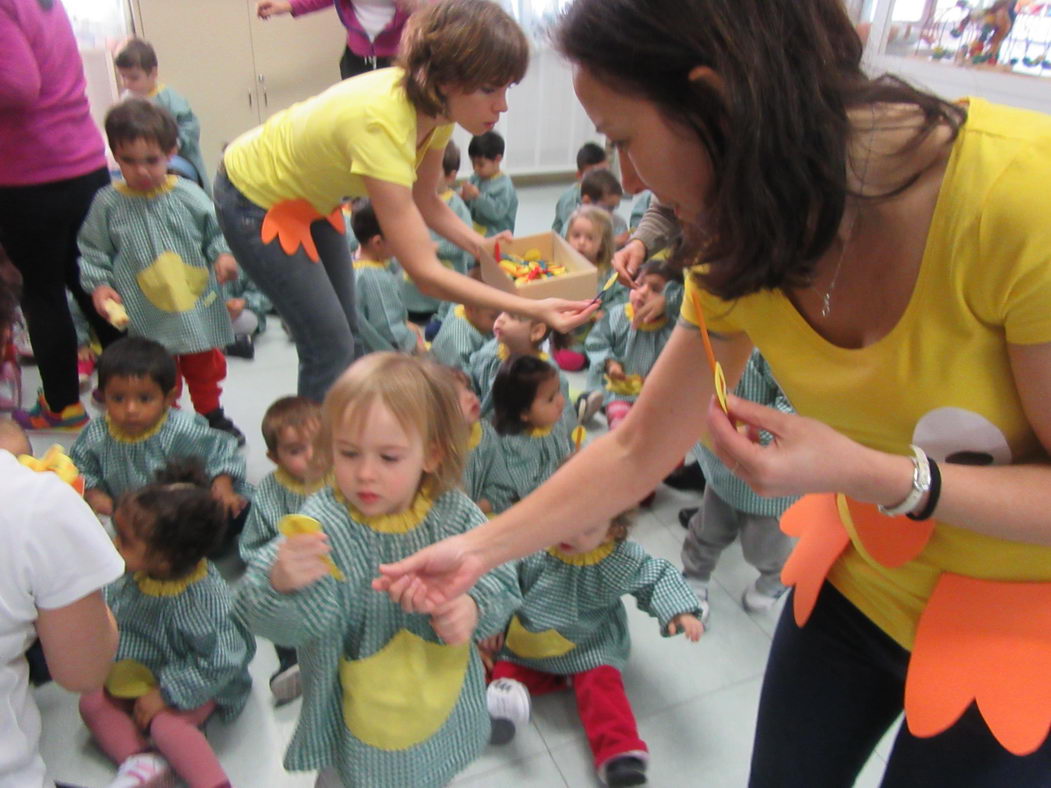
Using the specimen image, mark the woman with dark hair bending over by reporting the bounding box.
[216,0,594,403]
[375,0,1051,784]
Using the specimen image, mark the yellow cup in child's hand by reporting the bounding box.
[278,514,345,580]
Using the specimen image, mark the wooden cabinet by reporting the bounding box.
[132,0,346,180]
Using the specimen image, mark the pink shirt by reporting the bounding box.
[290,0,410,58]
[0,0,107,186]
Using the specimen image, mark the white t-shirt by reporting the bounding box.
[0,451,124,788]
[353,0,396,41]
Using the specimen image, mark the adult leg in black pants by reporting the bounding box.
[0,167,123,419]
[749,583,1051,787]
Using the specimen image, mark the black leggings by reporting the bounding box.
[0,168,123,410]
[339,47,392,80]
[750,583,1051,787]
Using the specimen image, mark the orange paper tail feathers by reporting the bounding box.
[260,200,345,263]
[778,494,850,626]
[906,574,1051,755]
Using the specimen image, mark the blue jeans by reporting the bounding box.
[213,171,359,402]
[750,583,1051,787]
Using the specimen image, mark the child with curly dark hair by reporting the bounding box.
[79,459,256,788]
[491,355,573,505]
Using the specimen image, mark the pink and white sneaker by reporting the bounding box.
[107,752,175,788]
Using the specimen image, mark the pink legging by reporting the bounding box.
[79,689,230,788]
[605,400,632,431]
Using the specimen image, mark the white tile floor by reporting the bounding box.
[25,184,896,787]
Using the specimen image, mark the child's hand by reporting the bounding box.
[667,613,704,642]
[213,253,239,285]
[408,322,426,354]
[210,475,246,517]
[226,298,246,320]
[476,632,504,671]
[631,293,666,327]
[271,532,333,592]
[476,498,493,515]
[133,687,168,731]
[605,360,626,381]
[460,182,480,201]
[430,594,479,645]
[91,285,122,319]
[85,488,114,516]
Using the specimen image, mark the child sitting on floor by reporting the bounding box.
[552,141,608,236]
[584,259,677,430]
[552,205,617,372]
[222,267,272,360]
[80,99,244,443]
[484,510,703,788]
[350,199,424,355]
[114,38,211,195]
[460,131,517,237]
[80,459,255,788]
[578,168,628,247]
[469,310,570,421]
[429,265,500,372]
[235,353,520,787]
[491,355,573,507]
[442,365,514,515]
[238,395,324,704]
[70,337,251,549]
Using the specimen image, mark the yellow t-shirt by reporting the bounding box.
[223,67,454,214]
[681,98,1051,649]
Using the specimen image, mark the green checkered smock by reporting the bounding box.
[221,267,271,333]
[466,173,517,237]
[238,469,322,564]
[499,540,702,674]
[70,408,250,500]
[497,422,573,506]
[153,85,211,197]
[353,260,417,354]
[106,561,255,720]
[235,486,521,787]
[430,305,490,372]
[78,177,234,355]
[463,420,515,514]
[469,340,573,423]
[585,303,674,406]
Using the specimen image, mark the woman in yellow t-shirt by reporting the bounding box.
[214,0,594,403]
[372,1,1051,784]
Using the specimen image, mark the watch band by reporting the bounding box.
[878,445,932,517]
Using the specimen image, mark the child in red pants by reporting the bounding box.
[482,511,704,787]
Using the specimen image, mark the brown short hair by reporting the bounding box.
[398,0,529,117]
[105,98,178,153]
[555,0,966,300]
[315,353,468,496]
[114,38,158,72]
[262,396,321,453]
[607,510,634,543]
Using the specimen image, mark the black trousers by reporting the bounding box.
[339,47,392,80]
[750,583,1051,787]
[0,167,123,410]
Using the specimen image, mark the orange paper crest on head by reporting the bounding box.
[906,574,1051,755]
[261,200,346,263]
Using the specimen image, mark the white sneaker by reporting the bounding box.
[741,580,786,613]
[683,575,711,628]
[487,678,531,745]
[270,662,302,704]
[108,753,174,788]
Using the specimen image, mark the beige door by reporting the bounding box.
[132,0,259,180]
[247,4,347,121]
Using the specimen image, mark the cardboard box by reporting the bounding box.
[480,232,598,301]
